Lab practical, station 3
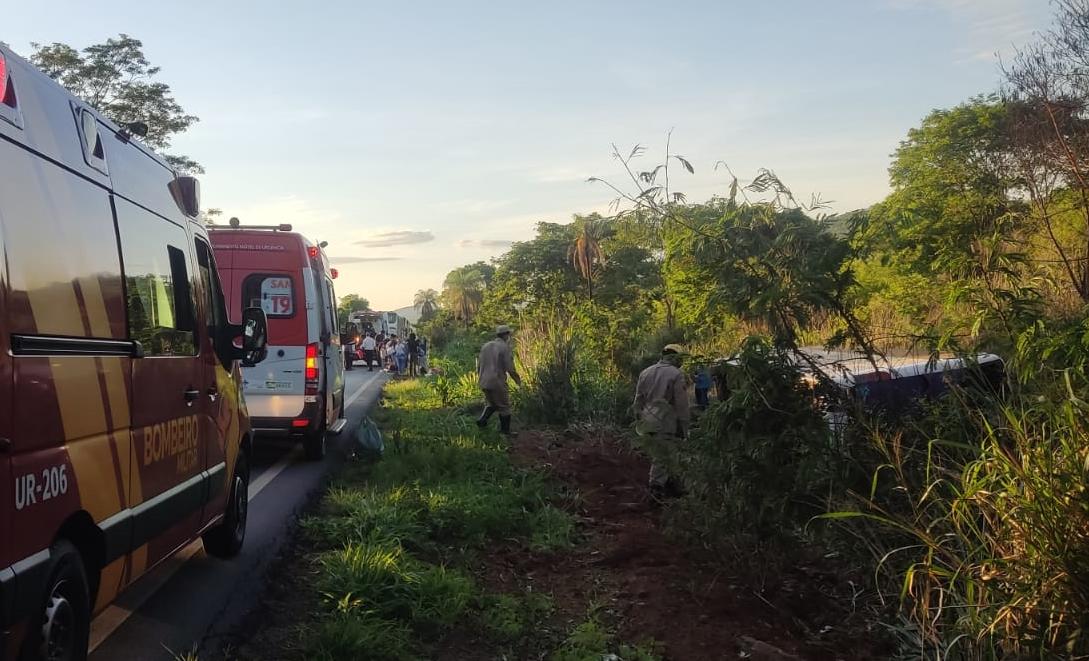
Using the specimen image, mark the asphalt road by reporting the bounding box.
[88,367,389,661]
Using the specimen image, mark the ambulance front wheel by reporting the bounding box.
[203,452,250,558]
[21,539,90,661]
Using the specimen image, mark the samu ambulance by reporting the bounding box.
[209,222,347,460]
[0,44,269,661]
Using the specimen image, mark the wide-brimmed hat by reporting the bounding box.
[662,343,685,355]
[496,324,512,336]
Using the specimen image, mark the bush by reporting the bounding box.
[666,336,839,546]
[513,308,636,426]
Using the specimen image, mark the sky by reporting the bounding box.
[7,0,1053,310]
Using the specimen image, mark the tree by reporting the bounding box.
[866,98,1019,278]
[1004,0,1089,301]
[568,215,609,300]
[29,34,202,173]
[478,222,581,325]
[667,201,865,353]
[414,288,440,322]
[442,268,486,328]
[337,294,370,328]
[201,208,223,226]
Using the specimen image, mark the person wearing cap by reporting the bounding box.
[477,324,522,435]
[633,343,691,495]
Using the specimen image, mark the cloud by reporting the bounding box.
[354,230,434,248]
[529,166,592,184]
[889,0,1038,58]
[456,239,516,249]
[432,199,512,214]
[331,256,403,264]
[231,194,343,230]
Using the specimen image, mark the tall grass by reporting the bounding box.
[513,310,632,425]
[835,374,1089,659]
[514,313,580,424]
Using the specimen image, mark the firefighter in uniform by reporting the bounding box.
[477,324,522,435]
[633,343,690,495]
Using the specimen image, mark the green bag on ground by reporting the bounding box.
[355,416,384,457]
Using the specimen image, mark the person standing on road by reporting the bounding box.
[407,332,420,377]
[361,332,378,372]
[394,337,408,375]
[477,324,522,436]
[385,335,397,372]
[633,344,690,497]
[418,336,429,374]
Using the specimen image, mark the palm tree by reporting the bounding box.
[442,269,485,328]
[414,288,440,322]
[568,216,608,300]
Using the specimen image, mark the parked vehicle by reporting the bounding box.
[0,44,268,661]
[348,310,379,334]
[713,349,1005,436]
[209,222,347,460]
[377,311,410,338]
[342,321,362,370]
[798,350,1006,432]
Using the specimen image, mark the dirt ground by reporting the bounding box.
[228,425,888,661]
[482,427,887,661]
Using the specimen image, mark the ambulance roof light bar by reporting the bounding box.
[226,217,292,232]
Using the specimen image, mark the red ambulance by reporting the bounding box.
[209,223,346,459]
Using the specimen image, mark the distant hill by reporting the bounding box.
[822,208,869,238]
[393,305,421,324]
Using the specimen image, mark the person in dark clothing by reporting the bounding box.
[694,364,712,409]
[407,333,420,377]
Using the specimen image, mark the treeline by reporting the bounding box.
[418,2,1089,657]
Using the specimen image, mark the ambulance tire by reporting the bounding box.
[203,452,250,558]
[20,539,90,661]
[304,426,327,461]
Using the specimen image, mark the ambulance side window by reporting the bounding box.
[195,238,231,368]
[242,274,294,317]
[325,279,338,335]
[117,206,196,356]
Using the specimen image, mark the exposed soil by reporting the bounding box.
[474,427,887,661]
[223,424,887,660]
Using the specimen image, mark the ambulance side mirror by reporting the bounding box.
[169,176,201,218]
[238,307,268,367]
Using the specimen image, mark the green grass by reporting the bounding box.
[476,591,555,642]
[548,612,663,661]
[298,378,576,659]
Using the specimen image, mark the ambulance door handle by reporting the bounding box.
[183,388,200,405]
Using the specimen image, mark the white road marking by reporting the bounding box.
[345,371,385,409]
[247,446,301,499]
[89,371,387,653]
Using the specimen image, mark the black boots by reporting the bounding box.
[477,409,513,436]
[477,406,496,428]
